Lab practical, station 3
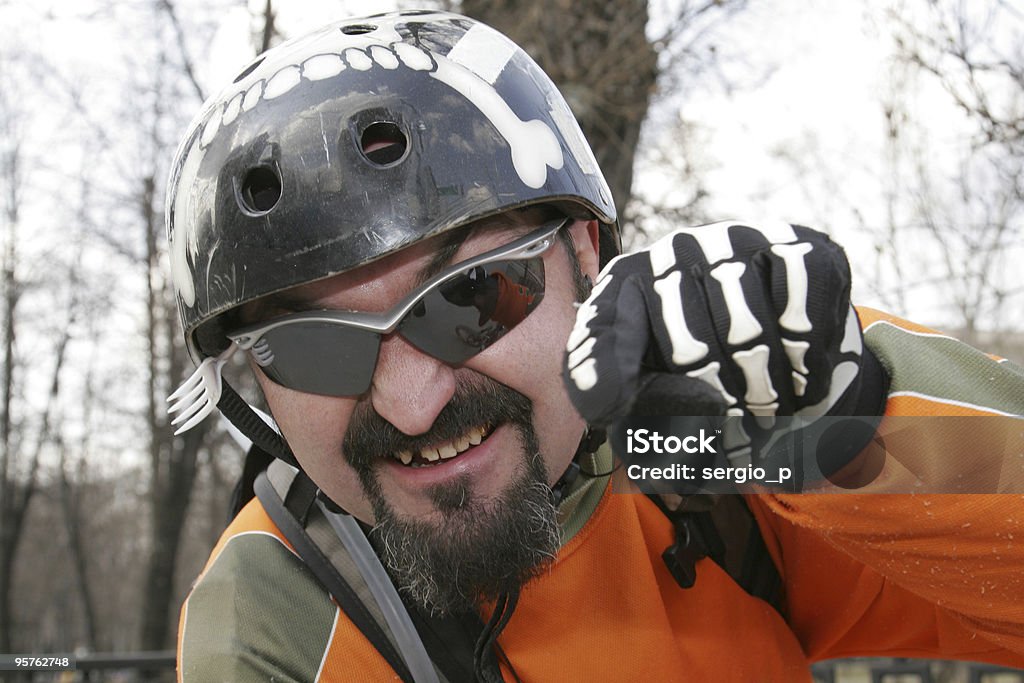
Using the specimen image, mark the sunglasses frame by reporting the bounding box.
[226,215,570,357]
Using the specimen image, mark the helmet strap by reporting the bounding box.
[550,426,606,506]
[217,381,300,468]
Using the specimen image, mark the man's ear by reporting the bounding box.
[568,219,602,280]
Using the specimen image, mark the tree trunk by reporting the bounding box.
[139,424,205,651]
[0,296,70,652]
[458,0,658,227]
[59,443,99,650]
[0,102,26,656]
[137,168,206,652]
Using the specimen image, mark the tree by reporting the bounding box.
[138,0,278,653]
[0,60,30,654]
[884,0,1023,346]
[135,5,207,649]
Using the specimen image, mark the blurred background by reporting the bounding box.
[0,0,1021,680]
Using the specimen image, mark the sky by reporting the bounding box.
[634,0,1022,332]
[687,3,891,218]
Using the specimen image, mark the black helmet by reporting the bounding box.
[167,9,619,359]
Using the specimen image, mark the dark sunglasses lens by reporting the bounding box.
[256,322,379,396]
[400,257,545,363]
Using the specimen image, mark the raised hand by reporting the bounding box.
[564,220,887,480]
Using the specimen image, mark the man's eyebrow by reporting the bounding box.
[414,226,473,286]
[239,227,473,322]
[414,219,533,285]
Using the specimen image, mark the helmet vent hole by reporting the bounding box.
[239,166,281,214]
[233,57,265,83]
[360,122,408,166]
[341,24,376,35]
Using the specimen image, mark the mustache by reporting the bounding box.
[342,374,533,470]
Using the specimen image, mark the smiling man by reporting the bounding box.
[236,210,596,616]
[168,10,1024,683]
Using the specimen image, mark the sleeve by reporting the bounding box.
[177,501,340,682]
[747,308,1024,666]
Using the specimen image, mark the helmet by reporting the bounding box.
[167,9,619,359]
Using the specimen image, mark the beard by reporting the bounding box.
[341,374,561,616]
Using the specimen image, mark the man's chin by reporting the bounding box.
[340,375,559,614]
[367,451,560,616]
[378,487,481,532]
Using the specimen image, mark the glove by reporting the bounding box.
[563,219,888,485]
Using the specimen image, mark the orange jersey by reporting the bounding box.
[179,310,1024,681]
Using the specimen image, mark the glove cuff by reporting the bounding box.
[809,348,890,480]
[858,347,890,416]
[837,346,890,417]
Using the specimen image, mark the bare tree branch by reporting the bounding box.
[258,0,278,53]
[157,0,207,102]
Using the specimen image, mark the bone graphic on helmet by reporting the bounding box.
[192,22,565,187]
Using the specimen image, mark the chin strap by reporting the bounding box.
[217,381,299,467]
[550,427,606,506]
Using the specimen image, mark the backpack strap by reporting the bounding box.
[257,464,486,683]
[228,443,276,521]
[254,469,418,683]
[653,493,785,614]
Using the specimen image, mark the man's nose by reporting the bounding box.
[370,334,456,435]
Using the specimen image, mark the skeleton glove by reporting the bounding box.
[563,220,888,477]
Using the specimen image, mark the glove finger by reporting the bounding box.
[640,224,803,416]
[698,246,792,418]
[564,268,652,426]
[766,226,859,412]
[636,233,720,371]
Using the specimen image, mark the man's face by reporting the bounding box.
[250,218,600,612]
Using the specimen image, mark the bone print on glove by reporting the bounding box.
[563,220,888,476]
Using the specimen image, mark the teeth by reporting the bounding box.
[392,425,491,466]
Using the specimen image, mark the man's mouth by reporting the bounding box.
[390,424,495,467]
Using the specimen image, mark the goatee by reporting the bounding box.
[342,375,561,615]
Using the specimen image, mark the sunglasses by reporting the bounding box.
[225,216,569,397]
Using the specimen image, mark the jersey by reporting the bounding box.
[177,309,1024,681]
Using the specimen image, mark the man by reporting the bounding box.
[167,10,1024,682]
